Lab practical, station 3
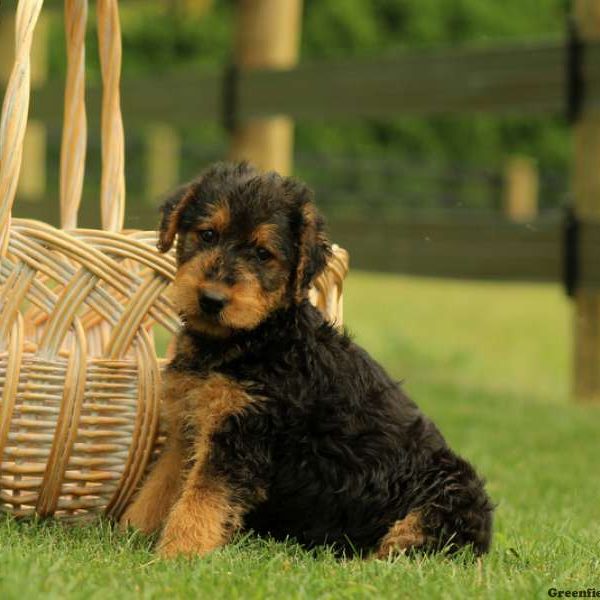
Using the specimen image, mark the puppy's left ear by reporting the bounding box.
[292,190,332,300]
[157,184,195,253]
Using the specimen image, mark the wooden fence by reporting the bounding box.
[20,39,600,124]
[17,35,600,289]
[2,2,600,399]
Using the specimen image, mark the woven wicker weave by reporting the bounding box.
[0,0,349,520]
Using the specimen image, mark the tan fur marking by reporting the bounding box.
[170,250,287,336]
[375,512,426,558]
[157,471,237,558]
[175,372,256,464]
[154,372,258,558]
[250,223,280,253]
[197,200,230,233]
[158,187,196,252]
[171,249,219,291]
[161,371,255,434]
[220,274,287,331]
[120,442,183,534]
[294,203,328,301]
[170,251,233,337]
[296,204,317,290]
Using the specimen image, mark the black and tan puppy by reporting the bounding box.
[121,162,493,559]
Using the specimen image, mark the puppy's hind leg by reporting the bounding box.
[376,511,427,558]
[377,450,494,558]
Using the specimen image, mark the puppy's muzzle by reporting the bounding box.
[198,289,229,316]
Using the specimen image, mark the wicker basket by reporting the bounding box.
[0,0,349,520]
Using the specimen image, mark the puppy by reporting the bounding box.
[121,162,494,559]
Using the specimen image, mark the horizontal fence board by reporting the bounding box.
[329,217,562,281]
[330,216,600,288]
[239,40,600,120]
[19,38,600,125]
[29,70,222,126]
[329,217,564,283]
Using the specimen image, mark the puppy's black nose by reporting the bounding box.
[199,290,228,315]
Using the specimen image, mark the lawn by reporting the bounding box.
[1,272,599,600]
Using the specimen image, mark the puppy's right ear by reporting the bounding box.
[157,185,195,253]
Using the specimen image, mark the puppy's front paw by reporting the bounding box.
[157,522,216,559]
[156,492,229,559]
[119,502,162,535]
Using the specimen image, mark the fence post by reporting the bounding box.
[19,121,47,202]
[146,123,181,201]
[1,12,48,203]
[503,156,538,222]
[573,0,600,402]
[229,0,303,175]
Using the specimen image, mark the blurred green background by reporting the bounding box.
[2,3,600,597]
[2,0,572,228]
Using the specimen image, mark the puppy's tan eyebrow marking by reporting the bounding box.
[197,200,230,232]
[250,223,279,250]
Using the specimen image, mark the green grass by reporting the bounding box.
[2,272,599,600]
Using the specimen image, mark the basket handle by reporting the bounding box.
[0,0,44,257]
[0,0,125,243]
[59,0,88,230]
[97,0,125,232]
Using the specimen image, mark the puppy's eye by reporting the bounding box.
[256,247,273,262]
[198,229,218,245]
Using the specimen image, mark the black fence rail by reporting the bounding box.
[26,38,600,126]
[23,35,600,292]
[330,216,600,289]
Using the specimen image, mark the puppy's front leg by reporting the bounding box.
[157,463,241,558]
[157,372,263,558]
[120,442,183,534]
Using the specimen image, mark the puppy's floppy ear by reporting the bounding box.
[157,184,195,253]
[291,186,332,300]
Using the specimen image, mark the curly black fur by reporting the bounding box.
[158,162,494,558]
[169,302,494,557]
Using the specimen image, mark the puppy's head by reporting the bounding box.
[158,162,331,337]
